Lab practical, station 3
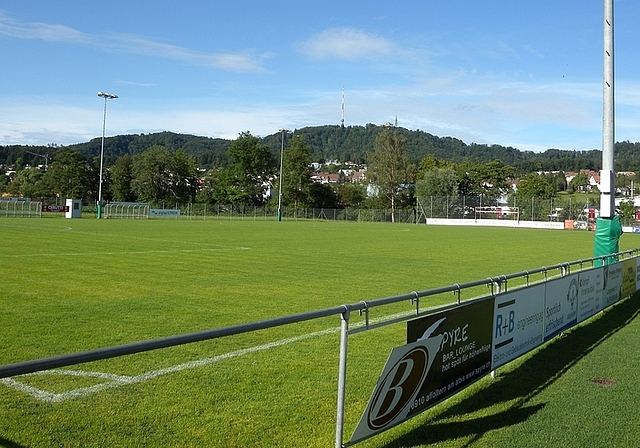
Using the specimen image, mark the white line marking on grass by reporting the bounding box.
[0,222,73,232]
[1,327,339,403]
[0,247,250,259]
[54,228,245,250]
[1,311,414,403]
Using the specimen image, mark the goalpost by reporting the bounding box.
[474,206,519,221]
[103,202,149,219]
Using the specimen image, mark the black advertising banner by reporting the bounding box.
[405,298,494,417]
[350,298,494,444]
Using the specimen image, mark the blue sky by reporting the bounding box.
[1,1,639,152]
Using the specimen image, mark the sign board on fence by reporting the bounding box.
[149,209,180,217]
[350,298,494,444]
[621,259,637,299]
[543,274,579,341]
[351,260,640,445]
[602,262,623,308]
[42,204,69,212]
[577,268,604,323]
[491,283,545,370]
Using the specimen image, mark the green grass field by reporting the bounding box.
[1,217,639,447]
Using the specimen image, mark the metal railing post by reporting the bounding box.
[335,307,350,448]
[491,278,502,380]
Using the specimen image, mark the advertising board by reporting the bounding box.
[621,259,637,299]
[602,262,623,308]
[351,258,639,445]
[149,209,180,217]
[491,283,545,370]
[42,204,69,212]
[350,298,494,443]
[577,268,604,323]
[544,274,579,341]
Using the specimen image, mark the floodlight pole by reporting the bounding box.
[97,91,118,219]
[276,128,289,222]
[600,0,615,218]
[594,0,623,265]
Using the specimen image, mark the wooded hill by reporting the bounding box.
[3,124,640,173]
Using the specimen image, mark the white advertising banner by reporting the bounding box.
[577,268,604,323]
[602,262,623,309]
[149,209,180,217]
[491,283,545,370]
[544,274,579,341]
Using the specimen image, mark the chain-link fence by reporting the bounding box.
[7,195,627,226]
[416,195,601,223]
[164,203,419,223]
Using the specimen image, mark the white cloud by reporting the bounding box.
[0,11,91,43]
[298,27,395,61]
[108,33,269,73]
[0,10,268,73]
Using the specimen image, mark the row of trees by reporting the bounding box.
[0,132,344,207]
[9,127,640,173]
[0,130,623,212]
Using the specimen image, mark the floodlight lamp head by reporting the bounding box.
[97,91,118,99]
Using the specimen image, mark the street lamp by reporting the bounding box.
[97,91,118,219]
[277,128,289,222]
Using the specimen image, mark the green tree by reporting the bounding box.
[516,173,556,198]
[7,167,45,198]
[281,135,314,208]
[195,169,224,204]
[309,183,339,208]
[131,146,175,203]
[0,167,8,193]
[223,132,275,205]
[110,154,136,202]
[552,171,567,192]
[417,155,455,179]
[456,160,514,197]
[618,199,637,226]
[415,167,459,198]
[366,130,415,221]
[39,147,92,199]
[477,160,514,195]
[172,149,198,203]
[336,182,366,208]
[569,172,589,192]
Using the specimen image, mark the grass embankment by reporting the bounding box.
[0,218,637,447]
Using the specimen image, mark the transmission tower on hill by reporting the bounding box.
[341,86,345,128]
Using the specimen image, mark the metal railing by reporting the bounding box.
[1,248,639,447]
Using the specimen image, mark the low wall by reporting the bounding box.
[425,218,565,230]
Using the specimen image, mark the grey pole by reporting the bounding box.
[335,307,350,448]
[97,92,118,219]
[277,129,288,222]
[601,0,615,217]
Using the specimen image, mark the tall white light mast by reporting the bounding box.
[600,0,615,218]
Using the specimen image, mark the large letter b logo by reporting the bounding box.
[367,346,429,430]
